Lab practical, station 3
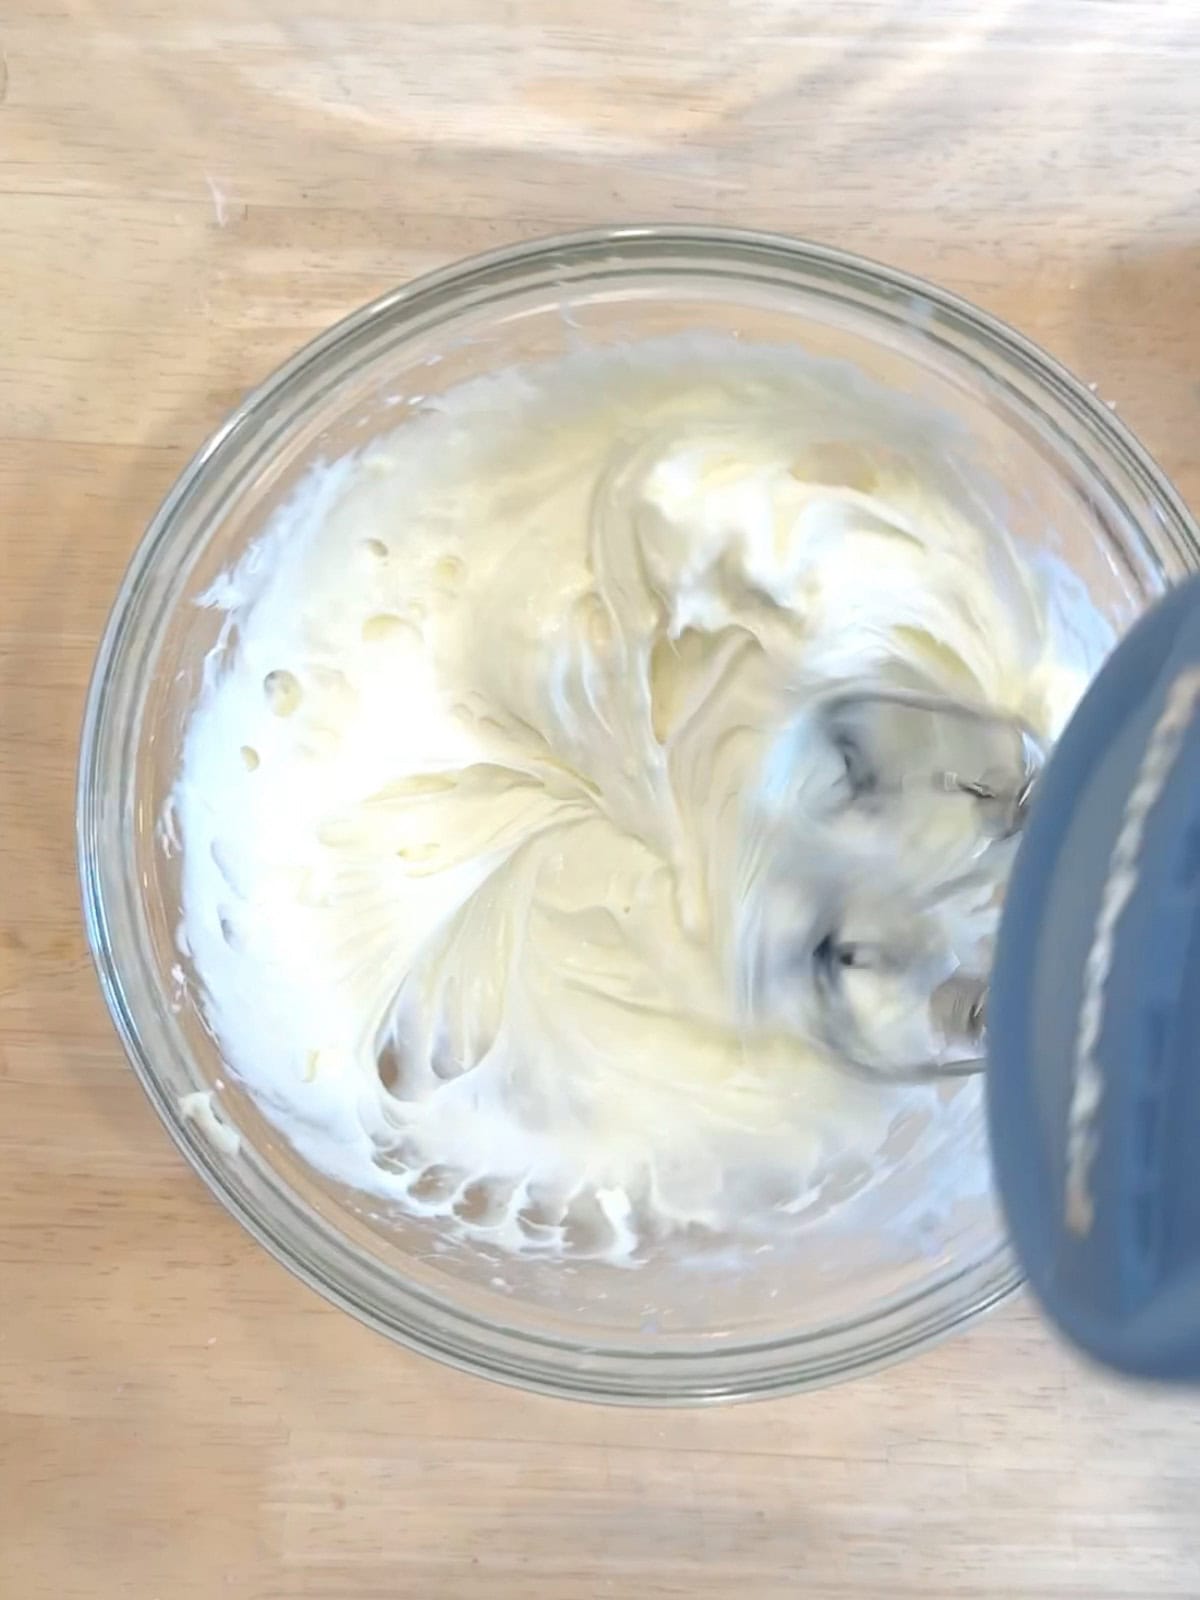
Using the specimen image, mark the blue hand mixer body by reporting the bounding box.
[988,573,1200,1380]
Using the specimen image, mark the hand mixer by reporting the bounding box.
[818,576,1200,1381]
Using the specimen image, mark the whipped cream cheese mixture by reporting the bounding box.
[173,339,1105,1260]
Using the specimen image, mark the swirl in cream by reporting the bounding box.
[175,339,1104,1259]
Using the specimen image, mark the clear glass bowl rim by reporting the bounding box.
[77,224,1200,1404]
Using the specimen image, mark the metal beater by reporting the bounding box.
[808,684,1044,1084]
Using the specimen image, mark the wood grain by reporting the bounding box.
[4,1,1200,1595]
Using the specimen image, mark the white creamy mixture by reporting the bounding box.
[175,339,1102,1261]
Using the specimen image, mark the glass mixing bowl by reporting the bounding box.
[78,227,1200,1402]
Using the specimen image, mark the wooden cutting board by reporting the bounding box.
[3,1,1200,1594]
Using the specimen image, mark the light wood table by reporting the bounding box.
[4,2,1200,1595]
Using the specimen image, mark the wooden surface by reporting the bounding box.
[4,1,1200,1594]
